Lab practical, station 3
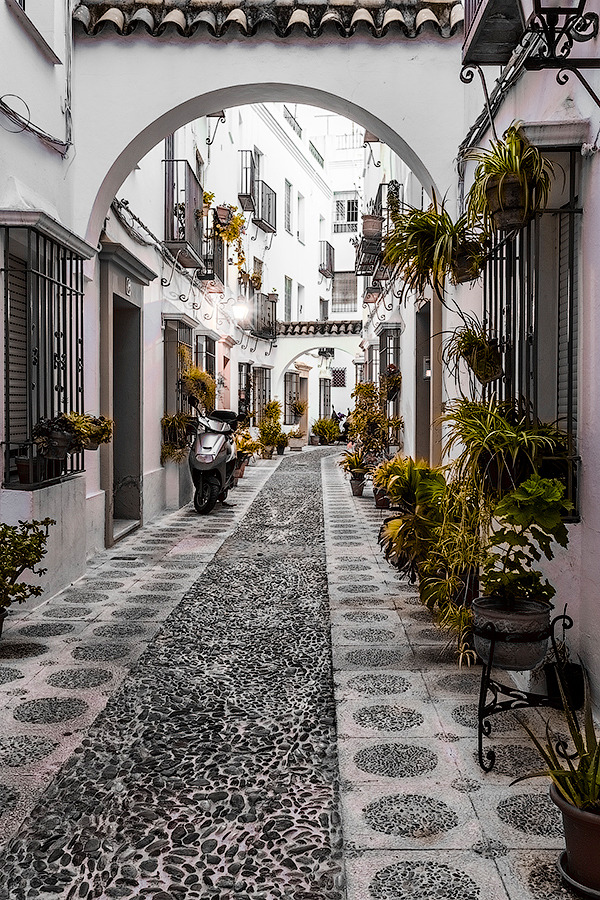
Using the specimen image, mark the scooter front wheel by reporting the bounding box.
[194,479,220,515]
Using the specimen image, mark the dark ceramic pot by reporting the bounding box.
[473,596,551,671]
[551,784,600,894]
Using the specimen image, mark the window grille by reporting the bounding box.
[165,320,193,415]
[284,181,292,234]
[333,192,359,233]
[194,334,216,379]
[3,227,85,487]
[253,367,271,421]
[238,362,251,418]
[482,148,580,516]
[284,371,300,424]
[355,362,365,386]
[331,368,346,388]
[366,345,379,384]
[284,276,292,321]
[332,271,358,313]
[379,327,402,417]
[319,378,331,419]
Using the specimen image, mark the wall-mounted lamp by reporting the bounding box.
[232,299,249,324]
[523,0,600,107]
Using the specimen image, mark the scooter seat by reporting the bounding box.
[208,410,239,424]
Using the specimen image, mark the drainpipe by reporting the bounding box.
[430,285,443,466]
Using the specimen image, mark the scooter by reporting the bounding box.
[188,398,239,514]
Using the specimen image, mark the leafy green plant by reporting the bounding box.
[258,419,281,447]
[436,601,477,668]
[181,366,216,414]
[466,123,554,231]
[339,449,367,475]
[291,399,308,418]
[385,190,484,294]
[235,430,261,456]
[348,381,402,455]
[482,475,571,605]
[262,399,283,421]
[513,668,600,812]
[203,190,215,207]
[161,412,192,464]
[0,518,55,611]
[32,414,76,455]
[442,316,503,385]
[312,418,341,444]
[214,205,246,269]
[276,431,289,450]
[443,397,568,497]
[63,412,114,450]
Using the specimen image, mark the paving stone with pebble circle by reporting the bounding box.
[93,623,145,638]
[46,668,113,689]
[338,584,380,594]
[343,628,396,643]
[0,667,23,685]
[42,606,93,619]
[0,449,344,900]
[345,649,408,667]
[111,607,154,620]
[18,623,75,638]
[61,591,109,604]
[339,597,386,607]
[369,860,481,900]
[343,612,389,623]
[437,672,481,694]
[80,581,124,591]
[0,735,58,767]
[355,743,438,777]
[347,674,410,695]
[354,705,424,732]
[497,793,563,836]
[528,861,576,899]
[0,643,47,659]
[364,793,459,837]
[13,697,89,724]
[71,643,131,661]
[473,743,543,777]
[143,583,178,592]
[452,704,518,732]
[123,593,169,604]
[334,564,372,571]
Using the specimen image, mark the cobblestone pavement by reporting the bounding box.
[0,449,577,900]
[323,455,577,900]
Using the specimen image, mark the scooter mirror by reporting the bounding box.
[188,395,200,410]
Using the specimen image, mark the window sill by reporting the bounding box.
[5,0,62,64]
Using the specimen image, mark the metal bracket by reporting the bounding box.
[363,141,382,168]
[160,249,184,288]
[460,65,498,141]
[557,66,600,110]
[206,115,226,147]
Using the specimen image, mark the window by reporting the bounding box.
[332,271,358,313]
[482,148,580,514]
[284,276,292,322]
[253,367,271,421]
[334,192,359,233]
[297,194,305,243]
[195,148,205,187]
[165,320,193,415]
[355,362,365,386]
[319,297,329,322]
[331,368,346,388]
[366,345,379,384]
[238,362,251,418]
[194,334,216,379]
[284,180,293,234]
[319,378,332,419]
[379,327,402,417]
[3,227,85,487]
[284,371,300,424]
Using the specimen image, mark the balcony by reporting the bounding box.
[251,292,277,340]
[163,159,204,267]
[283,106,302,138]
[319,241,335,278]
[238,150,256,212]
[462,0,525,64]
[199,218,225,284]
[252,181,277,233]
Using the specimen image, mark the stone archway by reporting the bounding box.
[70,28,466,246]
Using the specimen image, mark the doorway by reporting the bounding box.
[415,302,431,463]
[112,295,142,539]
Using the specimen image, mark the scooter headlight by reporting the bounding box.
[195,452,216,463]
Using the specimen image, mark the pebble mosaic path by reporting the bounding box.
[0,448,578,900]
[323,455,577,900]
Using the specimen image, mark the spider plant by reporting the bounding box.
[442,315,503,385]
[384,191,484,294]
[466,123,554,231]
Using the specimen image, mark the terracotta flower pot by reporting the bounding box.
[551,784,600,894]
[472,596,551,671]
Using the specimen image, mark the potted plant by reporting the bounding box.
[161,412,193,465]
[340,449,369,497]
[0,517,55,637]
[348,381,403,456]
[466,123,554,231]
[381,364,402,402]
[291,398,307,422]
[202,190,215,216]
[312,417,341,445]
[513,670,600,895]
[288,428,305,451]
[443,317,503,385]
[362,212,384,238]
[473,475,572,670]
[384,191,484,294]
[63,412,114,451]
[258,400,282,459]
[180,363,216,414]
[275,431,289,456]
[214,205,246,269]
[32,415,76,459]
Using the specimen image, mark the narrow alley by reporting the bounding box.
[0,451,568,900]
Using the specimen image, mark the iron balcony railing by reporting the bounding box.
[238,150,256,212]
[253,180,277,233]
[309,141,324,168]
[251,292,277,340]
[283,106,302,138]
[319,241,335,278]
[199,215,225,284]
[163,159,203,267]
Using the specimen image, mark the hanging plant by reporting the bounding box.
[161,412,193,465]
[214,205,246,269]
[466,123,554,231]
[442,316,503,385]
[384,191,484,295]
